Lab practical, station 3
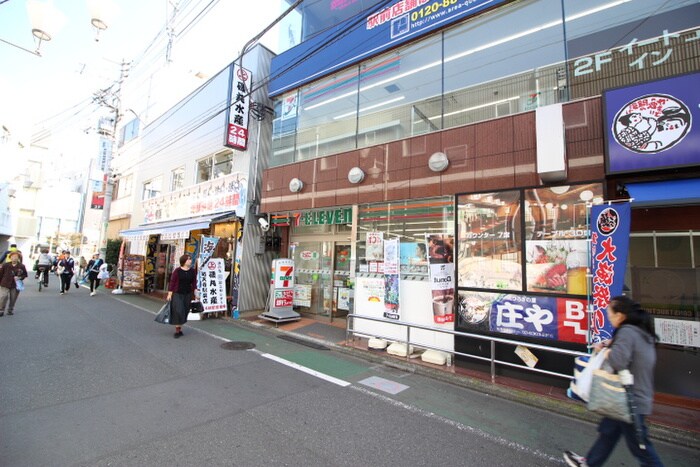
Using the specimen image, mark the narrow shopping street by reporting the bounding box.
[1,279,698,466]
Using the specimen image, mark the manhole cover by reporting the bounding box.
[220,341,256,350]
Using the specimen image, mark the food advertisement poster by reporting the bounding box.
[426,234,455,324]
[457,191,522,290]
[457,292,588,344]
[383,238,400,320]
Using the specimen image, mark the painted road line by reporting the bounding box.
[256,351,352,387]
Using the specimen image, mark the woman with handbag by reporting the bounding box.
[166,254,198,338]
[564,296,663,467]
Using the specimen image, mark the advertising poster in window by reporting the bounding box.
[198,258,227,313]
[426,234,455,324]
[366,231,384,261]
[457,191,522,290]
[399,241,428,275]
[524,184,603,295]
[457,291,588,344]
[383,238,400,320]
[590,203,631,343]
[293,284,312,307]
[355,276,385,314]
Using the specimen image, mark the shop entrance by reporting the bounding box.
[154,243,175,292]
[290,241,353,318]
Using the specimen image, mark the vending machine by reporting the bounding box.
[259,258,301,323]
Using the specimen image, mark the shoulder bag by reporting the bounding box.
[587,361,633,423]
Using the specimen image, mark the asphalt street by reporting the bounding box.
[1,278,698,466]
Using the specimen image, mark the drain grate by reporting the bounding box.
[220,341,256,350]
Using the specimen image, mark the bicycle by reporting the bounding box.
[37,268,45,292]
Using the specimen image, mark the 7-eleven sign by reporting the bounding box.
[273,259,295,289]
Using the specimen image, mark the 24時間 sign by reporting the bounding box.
[226,64,252,150]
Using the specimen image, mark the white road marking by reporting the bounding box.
[255,351,351,387]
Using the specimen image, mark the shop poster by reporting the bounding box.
[198,258,227,313]
[366,231,384,261]
[383,238,400,320]
[427,234,455,324]
[199,236,219,265]
[590,203,631,343]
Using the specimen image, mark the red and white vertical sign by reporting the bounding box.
[226,64,252,150]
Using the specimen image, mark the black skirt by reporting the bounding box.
[170,292,191,325]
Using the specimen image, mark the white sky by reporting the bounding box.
[0,0,282,178]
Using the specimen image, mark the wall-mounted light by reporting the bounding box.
[348,167,365,184]
[289,178,304,193]
[428,152,449,172]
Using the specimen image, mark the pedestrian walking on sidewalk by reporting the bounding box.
[0,252,28,316]
[563,296,663,467]
[57,251,75,295]
[166,254,198,338]
[86,253,105,296]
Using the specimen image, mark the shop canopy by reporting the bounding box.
[626,178,700,208]
[119,212,237,241]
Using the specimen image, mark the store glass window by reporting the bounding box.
[272,90,299,166]
[358,35,443,143]
[356,197,454,278]
[296,68,359,161]
[443,0,566,129]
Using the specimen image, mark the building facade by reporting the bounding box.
[116,45,276,313]
[260,0,700,401]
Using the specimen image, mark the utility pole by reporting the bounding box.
[94,60,130,259]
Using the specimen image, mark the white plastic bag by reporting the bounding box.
[569,348,608,402]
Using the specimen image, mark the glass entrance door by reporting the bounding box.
[290,241,333,315]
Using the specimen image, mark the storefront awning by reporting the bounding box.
[627,179,700,207]
[119,212,237,241]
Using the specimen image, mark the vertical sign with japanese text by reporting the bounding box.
[590,203,631,343]
[199,258,227,313]
[226,64,252,150]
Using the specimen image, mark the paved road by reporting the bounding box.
[1,279,698,466]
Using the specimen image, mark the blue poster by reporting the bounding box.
[589,203,631,343]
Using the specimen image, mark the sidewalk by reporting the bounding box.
[117,291,700,449]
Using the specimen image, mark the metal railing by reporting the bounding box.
[346,313,588,382]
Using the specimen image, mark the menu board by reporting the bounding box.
[121,254,145,292]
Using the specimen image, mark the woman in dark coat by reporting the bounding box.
[166,254,198,338]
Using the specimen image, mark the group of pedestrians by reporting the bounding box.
[0,245,111,317]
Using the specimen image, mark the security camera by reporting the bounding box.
[258,217,270,231]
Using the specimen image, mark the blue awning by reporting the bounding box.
[626,179,700,207]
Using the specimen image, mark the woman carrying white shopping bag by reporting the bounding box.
[563,296,663,467]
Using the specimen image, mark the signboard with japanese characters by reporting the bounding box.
[142,173,247,223]
[225,64,253,150]
[604,72,699,174]
[589,203,631,343]
[426,234,455,324]
[198,258,227,313]
[457,291,588,344]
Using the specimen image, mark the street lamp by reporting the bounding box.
[87,0,118,42]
